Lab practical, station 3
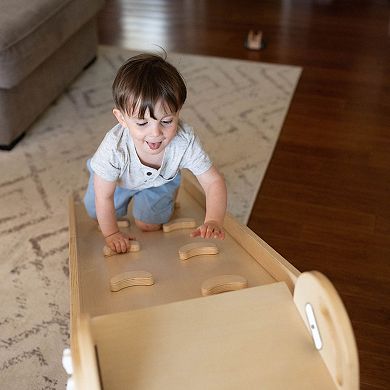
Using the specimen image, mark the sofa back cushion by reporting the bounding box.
[0,0,104,89]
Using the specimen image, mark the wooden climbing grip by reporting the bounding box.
[201,275,248,296]
[163,217,197,233]
[110,270,154,292]
[103,241,140,257]
[178,242,219,261]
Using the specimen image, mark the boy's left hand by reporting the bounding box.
[190,220,225,240]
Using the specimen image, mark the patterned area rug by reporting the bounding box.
[0,46,301,389]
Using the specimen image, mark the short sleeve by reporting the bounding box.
[180,132,213,176]
[90,132,122,182]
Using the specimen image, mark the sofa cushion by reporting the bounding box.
[0,0,104,89]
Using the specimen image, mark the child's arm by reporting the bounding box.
[94,174,135,253]
[190,166,227,240]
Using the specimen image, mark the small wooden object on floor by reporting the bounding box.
[201,274,248,296]
[178,241,219,260]
[103,240,140,257]
[163,217,196,232]
[110,270,154,292]
[244,29,265,50]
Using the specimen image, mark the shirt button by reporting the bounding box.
[147,172,152,176]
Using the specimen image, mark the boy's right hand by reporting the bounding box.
[105,231,135,254]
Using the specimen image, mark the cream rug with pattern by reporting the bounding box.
[0,46,301,389]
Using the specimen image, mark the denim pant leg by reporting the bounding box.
[83,159,97,218]
[132,173,181,224]
[83,159,134,219]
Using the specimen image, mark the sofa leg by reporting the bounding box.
[0,131,26,151]
[83,56,97,70]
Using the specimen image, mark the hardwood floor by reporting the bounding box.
[97,1,390,388]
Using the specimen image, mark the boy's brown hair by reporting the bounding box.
[112,53,187,119]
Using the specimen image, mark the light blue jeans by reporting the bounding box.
[83,160,181,224]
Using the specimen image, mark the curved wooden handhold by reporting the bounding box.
[103,240,140,257]
[294,271,359,390]
[201,275,248,296]
[178,242,219,261]
[98,219,130,231]
[163,217,197,233]
[110,270,154,292]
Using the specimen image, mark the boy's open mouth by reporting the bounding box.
[146,141,162,150]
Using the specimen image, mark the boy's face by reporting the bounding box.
[113,100,180,158]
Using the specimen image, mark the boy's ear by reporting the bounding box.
[113,108,127,127]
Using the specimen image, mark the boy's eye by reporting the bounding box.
[161,119,173,125]
[136,122,147,126]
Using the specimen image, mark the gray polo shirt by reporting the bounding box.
[90,122,212,190]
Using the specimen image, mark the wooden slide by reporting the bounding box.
[67,170,359,390]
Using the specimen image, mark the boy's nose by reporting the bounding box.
[150,122,163,137]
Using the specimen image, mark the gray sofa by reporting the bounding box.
[0,0,105,150]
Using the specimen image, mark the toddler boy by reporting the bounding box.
[84,53,227,254]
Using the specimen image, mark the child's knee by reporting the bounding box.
[134,219,161,232]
